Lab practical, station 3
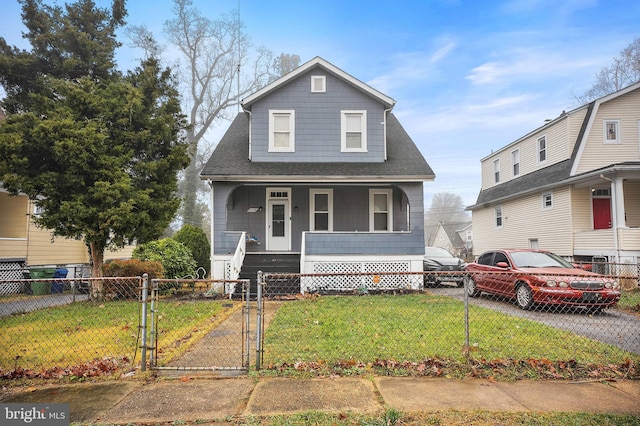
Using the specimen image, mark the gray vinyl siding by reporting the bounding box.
[250,69,386,162]
[213,182,425,254]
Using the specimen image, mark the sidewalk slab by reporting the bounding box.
[495,380,640,415]
[245,378,380,415]
[375,377,527,412]
[1,382,140,424]
[98,378,254,424]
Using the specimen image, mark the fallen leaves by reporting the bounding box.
[0,356,130,380]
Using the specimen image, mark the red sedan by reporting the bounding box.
[464,249,620,312]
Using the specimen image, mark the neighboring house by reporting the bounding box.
[0,189,134,282]
[200,57,434,288]
[468,82,640,266]
[429,221,473,260]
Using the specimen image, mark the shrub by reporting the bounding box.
[101,259,164,299]
[173,224,210,277]
[132,238,197,279]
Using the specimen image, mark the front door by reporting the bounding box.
[266,188,290,251]
[592,198,612,230]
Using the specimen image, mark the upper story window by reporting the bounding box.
[493,158,500,183]
[310,189,333,231]
[537,135,547,163]
[511,148,520,177]
[369,189,392,232]
[495,205,503,228]
[603,120,620,144]
[542,192,553,209]
[341,110,367,152]
[311,75,326,93]
[269,110,295,152]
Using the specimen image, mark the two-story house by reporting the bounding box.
[468,82,640,267]
[200,57,434,289]
[429,221,473,260]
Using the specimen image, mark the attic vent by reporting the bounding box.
[311,75,326,93]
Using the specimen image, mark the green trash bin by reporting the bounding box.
[29,267,57,295]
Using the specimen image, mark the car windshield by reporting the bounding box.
[509,251,574,268]
[425,247,454,258]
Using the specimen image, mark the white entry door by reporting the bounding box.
[266,189,290,251]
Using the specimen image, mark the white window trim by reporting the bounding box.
[542,192,553,210]
[268,110,295,152]
[311,75,326,93]
[309,189,333,232]
[603,120,621,144]
[493,158,500,183]
[341,110,367,152]
[511,148,520,177]
[369,189,393,232]
[494,206,503,229]
[537,135,547,163]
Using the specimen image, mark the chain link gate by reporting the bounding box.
[144,277,252,373]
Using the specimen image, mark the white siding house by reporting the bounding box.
[468,82,640,266]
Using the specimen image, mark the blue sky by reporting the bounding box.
[2,0,639,209]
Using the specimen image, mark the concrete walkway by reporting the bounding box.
[2,376,639,424]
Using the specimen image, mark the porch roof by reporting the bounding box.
[200,113,435,182]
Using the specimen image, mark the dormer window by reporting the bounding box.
[311,75,326,93]
[341,110,367,152]
[269,110,295,152]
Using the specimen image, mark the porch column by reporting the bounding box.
[613,177,626,228]
[209,181,215,279]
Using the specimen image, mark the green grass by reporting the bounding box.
[0,299,232,370]
[619,288,640,311]
[237,410,640,426]
[263,294,637,366]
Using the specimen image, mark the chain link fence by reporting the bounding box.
[1,265,638,379]
[258,268,640,375]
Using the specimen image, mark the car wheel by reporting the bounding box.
[423,274,436,287]
[515,283,534,310]
[465,276,481,297]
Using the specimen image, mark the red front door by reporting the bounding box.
[592,198,612,230]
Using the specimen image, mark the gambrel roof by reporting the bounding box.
[469,81,640,209]
[200,112,434,182]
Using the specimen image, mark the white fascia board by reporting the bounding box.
[200,175,435,183]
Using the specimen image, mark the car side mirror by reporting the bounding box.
[496,261,510,269]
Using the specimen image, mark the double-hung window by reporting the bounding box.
[269,110,295,152]
[310,189,333,231]
[495,206,503,228]
[493,158,500,183]
[369,189,392,231]
[538,135,547,163]
[341,110,367,152]
[511,148,520,177]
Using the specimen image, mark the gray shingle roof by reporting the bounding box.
[200,112,434,181]
[471,159,573,207]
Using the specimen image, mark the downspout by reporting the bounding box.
[243,107,252,161]
[383,108,392,161]
[208,181,215,278]
[600,174,620,263]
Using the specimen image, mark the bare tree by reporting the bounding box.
[128,0,299,229]
[424,192,470,245]
[575,37,640,104]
